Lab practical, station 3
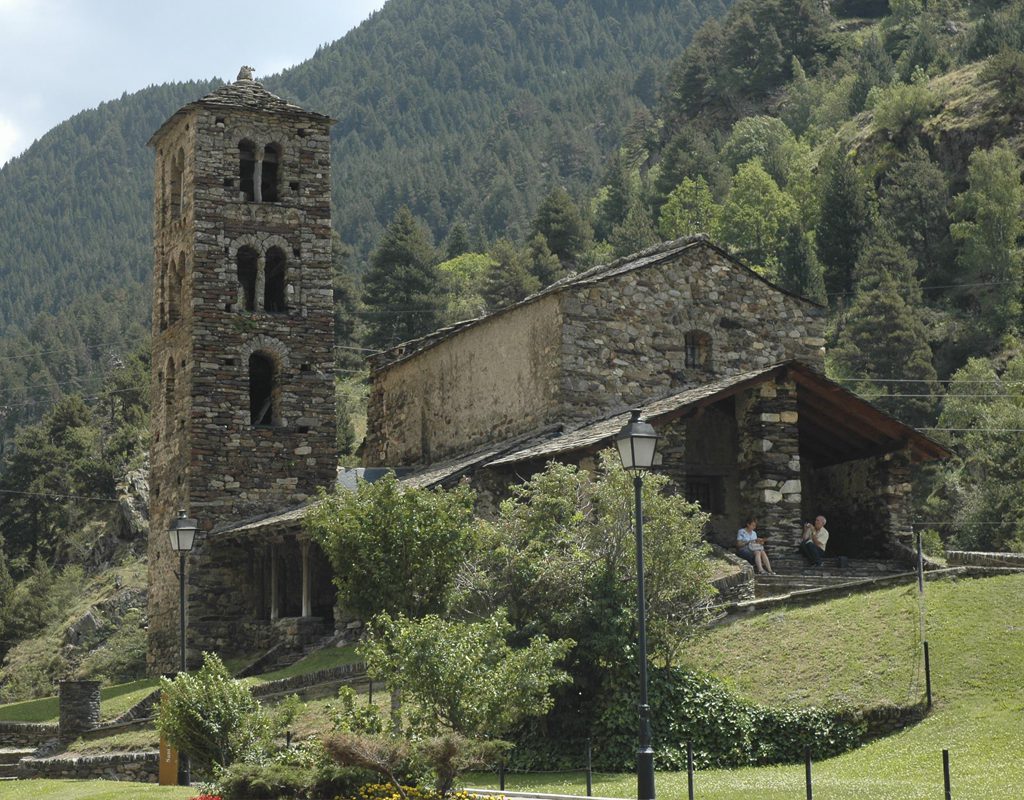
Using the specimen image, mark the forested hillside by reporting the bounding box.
[0,0,727,448]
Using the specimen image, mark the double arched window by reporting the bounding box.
[234,243,289,313]
[238,139,282,203]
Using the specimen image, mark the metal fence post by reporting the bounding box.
[499,760,506,792]
[804,746,813,800]
[586,738,593,797]
[687,741,695,800]
[943,749,952,800]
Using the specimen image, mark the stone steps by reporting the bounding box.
[0,748,35,779]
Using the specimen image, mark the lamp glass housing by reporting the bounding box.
[614,410,660,471]
[168,510,198,553]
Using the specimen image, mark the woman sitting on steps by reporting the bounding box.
[736,515,774,575]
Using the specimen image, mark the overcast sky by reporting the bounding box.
[0,0,387,166]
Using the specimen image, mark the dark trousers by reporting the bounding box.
[800,540,826,566]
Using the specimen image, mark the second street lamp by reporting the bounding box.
[615,409,660,800]
[167,509,197,787]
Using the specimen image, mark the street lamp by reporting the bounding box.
[615,409,660,800]
[167,510,197,673]
[168,509,197,787]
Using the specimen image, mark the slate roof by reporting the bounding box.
[149,76,332,145]
[368,236,826,374]
[486,361,951,469]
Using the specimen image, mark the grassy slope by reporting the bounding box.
[0,781,192,799]
[469,574,1024,799]
[0,679,159,724]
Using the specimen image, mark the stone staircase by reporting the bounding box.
[0,748,35,781]
[754,557,912,599]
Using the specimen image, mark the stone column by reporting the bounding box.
[59,680,101,740]
[252,157,263,203]
[256,254,266,311]
[270,543,280,621]
[878,447,914,550]
[736,379,803,546]
[301,539,312,618]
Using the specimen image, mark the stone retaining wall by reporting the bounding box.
[841,701,928,741]
[17,751,159,782]
[0,721,57,748]
[947,550,1024,568]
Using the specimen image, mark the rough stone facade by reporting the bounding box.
[17,752,159,783]
[58,680,101,740]
[365,240,826,467]
[147,75,337,671]
[736,379,803,546]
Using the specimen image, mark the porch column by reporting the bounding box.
[736,378,803,547]
[301,539,312,618]
[269,543,280,621]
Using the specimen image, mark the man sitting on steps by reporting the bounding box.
[800,514,830,567]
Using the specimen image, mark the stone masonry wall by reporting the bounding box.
[149,83,337,672]
[735,381,803,546]
[18,752,159,783]
[557,244,826,422]
[58,680,100,740]
[365,241,825,470]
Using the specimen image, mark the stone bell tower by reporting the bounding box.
[147,67,337,671]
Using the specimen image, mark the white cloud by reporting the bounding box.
[0,116,23,167]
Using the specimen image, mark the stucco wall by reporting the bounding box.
[363,294,563,466]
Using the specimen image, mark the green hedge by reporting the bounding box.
[512,664,865,771]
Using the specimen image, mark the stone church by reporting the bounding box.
[146,72,948,671]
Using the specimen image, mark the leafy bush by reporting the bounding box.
[156,652,271,769]
[512,663,865,771]
[866,69,940,142]
[980,48,1024,111]
[218,760,367,800]
[918,529,945,559]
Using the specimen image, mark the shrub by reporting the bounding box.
[156,652,271,769]
[218,760,367,800]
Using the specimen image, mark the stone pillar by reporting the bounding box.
[736,379,803,546]
[270,543,280,621]
[252,157,263,203]
[878,448,914,549]
[59,680,101,740]
[301,539,311,618]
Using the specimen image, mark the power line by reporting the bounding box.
[0,334,143,363]
[0,488,120,504]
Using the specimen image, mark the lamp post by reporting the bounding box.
[167,510,198,673]
[615,409,660,800]
[167,509,197,788]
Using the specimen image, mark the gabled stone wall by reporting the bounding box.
[556,245,826,422]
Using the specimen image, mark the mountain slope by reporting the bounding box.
[0,0,728,341]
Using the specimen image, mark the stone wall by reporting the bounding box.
[364,294,563,466]
[365,240,826,471]
[947,550,1024,568]
[18,752,159,783]
[0,722,57,748]
[736,381,802,546]
[58,680,100,740]
[149,78,338,671]
[556,243,826,422]
[806,449,912,558]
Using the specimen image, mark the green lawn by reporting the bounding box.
[468,574,1024,799]
[247,643,363,684]
[0,679,159,724]
[0,781,193,799]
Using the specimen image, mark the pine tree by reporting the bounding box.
[852,224,922,304]
[950,145,1024,341]
[362,207,441,351]
[830,271,939,428]
[816,146,871,306]
[659,176,717,240]
[531,187,593,269]
[610,198,659,258]
[482,240,541,312]
[878,144,952,281]
[445,222,472,260]
[526,234,564,288]
[777,223,825,302]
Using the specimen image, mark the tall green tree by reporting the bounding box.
[362,207,442,351]
[714,160,800,277]
[830,271,938,427]
[659,176,718,240]
[531,187,593,269]
[482,240,541,311]
[816,146,872,306]
[950,145,1024,341]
